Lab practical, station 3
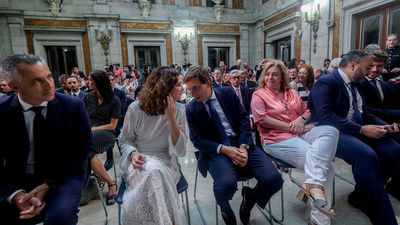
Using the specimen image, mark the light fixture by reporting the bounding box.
[301,0,327,54]
[95,25,113,66]
[174,27,195,65]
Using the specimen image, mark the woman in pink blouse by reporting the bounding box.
[251,60,338,225]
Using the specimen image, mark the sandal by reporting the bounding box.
[106,183,118,205]
[296,184,336,219]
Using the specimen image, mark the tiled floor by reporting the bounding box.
[77,142,400,225]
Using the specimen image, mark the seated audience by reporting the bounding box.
[56,74,69,94]
[119,67,187,225]
[288,66,298,82]
[0,79,14,96]
[308,50,400,225]
[323,59,330,74]
[229,70,253,115]
[230,59,242,71]
[359,50,400,124]
[212,67,229,88]
[0,54,92,224]
[67,76,87,99]
[82,70,121,205]
[252,60,338,225]
[240,69,257,91]
[298,59,306,68]
[314,68,323,80]
[185,66,282,225]
[289,64,315,104]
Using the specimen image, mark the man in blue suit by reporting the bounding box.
[308,50,400,225]
[185,66,282,225]
[67,76,87,99]
[0,54,93,225]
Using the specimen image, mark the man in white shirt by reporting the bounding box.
[67,76,86,99]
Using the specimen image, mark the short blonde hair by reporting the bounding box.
[258,60,289,92]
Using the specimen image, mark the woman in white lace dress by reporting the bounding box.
[119,67,187,225]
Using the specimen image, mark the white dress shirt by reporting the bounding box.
[203,90,236,153]
[7,95,48,202]
[338,69,363,122]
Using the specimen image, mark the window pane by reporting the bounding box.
[136,49,146,70]
[361,14,382,48]
[218,48,228,68]
[389,8,400,38]
[208,48,217,70]
[149,48,159,70]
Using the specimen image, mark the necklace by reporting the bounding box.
[269,88,291,115]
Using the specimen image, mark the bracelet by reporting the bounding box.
[300,116,307,123]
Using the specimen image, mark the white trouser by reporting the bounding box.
[263,125,338,225]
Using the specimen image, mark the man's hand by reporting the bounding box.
[289,117,305,134]
[391,67,400,73]
[361,125,387,139]
[130,152,146,169]
[385,123,399,133]
[17,184,49,219]
[220,146,248,167]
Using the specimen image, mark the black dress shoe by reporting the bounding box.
[386,181,400,201]
[240,186,256,225]
[104,158,114,171]
[347,191,363,210]
[221,206,237,225]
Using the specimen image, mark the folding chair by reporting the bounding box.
[332,158,355,207]
[116,171,191,225]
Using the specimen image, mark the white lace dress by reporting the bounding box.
[119,101,187,225]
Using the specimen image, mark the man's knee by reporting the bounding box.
[258,171,283,194]
[214,175,237,194]
[45,204,79,225]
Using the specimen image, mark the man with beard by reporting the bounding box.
[308,50,400,225]
[66,76,87,99]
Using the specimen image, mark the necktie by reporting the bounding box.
[235,88,244,106]
[206,99,230,146]
[73,93,77,97]
[370,79,382,101]
[350,83,363,124]
[30,106,46,173]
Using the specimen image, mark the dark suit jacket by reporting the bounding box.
[69,91,87,99]
[212,81,229,88]
[359,78,400,124]
[230,86,253,114]
[186,87,253,176]
[241,80,257,91]
[0,93,93,202]
[308,70,386,137]
[114,87,127,116]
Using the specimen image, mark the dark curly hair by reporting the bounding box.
[89,70,114,104]
[139,66,179,116]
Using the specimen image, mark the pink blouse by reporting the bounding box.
[251,88,310,144]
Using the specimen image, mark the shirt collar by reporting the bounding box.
[18,94,48,111]
[71,90,81,95]
[338,69,352,84]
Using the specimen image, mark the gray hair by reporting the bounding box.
[0,54,47,84]
[239,68,248,75]
[328,57,342,72]
[230,69,240,76]
[339,50,370,68]
[364,44,381,52]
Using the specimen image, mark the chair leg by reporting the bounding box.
[215,203,218,225]
[194,166,208,225]
[118,203,122,225]
[332,177,336,207]
[91,176,109,225]
[113,160,118,184]
[185,190,191,225]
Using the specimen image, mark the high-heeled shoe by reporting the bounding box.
[296,184,336,219]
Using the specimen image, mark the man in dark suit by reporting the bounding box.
[239,69,257,91]
[0,54,92,225]
[229,70,253,114]
[211,67,229,88]
[359,50,400,124]
[308,50,400,225]
[185,66,282,225]
[67,76,87,99]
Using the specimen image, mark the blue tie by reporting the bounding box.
[350,83,363,124]
[206,99,230,146]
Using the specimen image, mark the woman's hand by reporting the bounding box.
[165,95,176,120]
[303,124,315,133]
[289,117,306,133]
[130,152,146,169]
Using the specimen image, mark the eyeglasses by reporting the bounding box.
[231,76,241,80]
[67,82,77,84]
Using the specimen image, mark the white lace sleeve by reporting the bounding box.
[119,103,138,176]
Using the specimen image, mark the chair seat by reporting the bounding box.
[267,154,295,169]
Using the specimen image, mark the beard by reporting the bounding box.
[354,67,366,83]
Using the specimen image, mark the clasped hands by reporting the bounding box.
[221,145,248,167]
[361,123,399,139]
[13,183,49,219]
[289,117,314,134]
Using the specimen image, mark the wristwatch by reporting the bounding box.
[300,116,307,123]
[241,144,250,150]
